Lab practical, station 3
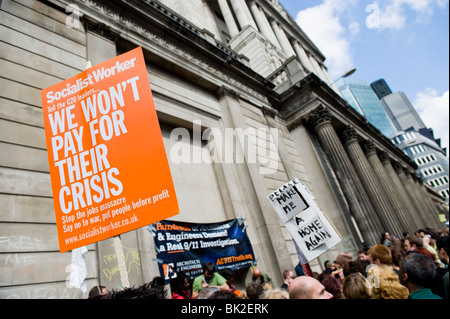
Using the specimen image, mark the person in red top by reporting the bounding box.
[171,272,191,299]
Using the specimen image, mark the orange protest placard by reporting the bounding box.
[41,47,179,253]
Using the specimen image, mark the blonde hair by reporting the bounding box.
[366,264,408,299]
[368,244,392,265]
[343,273,372,299]
[263,288,289,299]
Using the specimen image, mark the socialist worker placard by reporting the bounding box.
[41,47,179,253]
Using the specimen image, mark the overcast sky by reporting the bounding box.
[279,0,449,153]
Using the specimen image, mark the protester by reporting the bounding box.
[280,269,295,291]
[192,262,229,299]
[419,228,444,267]
[367,244,409,299]
[399,251,442,299]
[245,281,263,299]
[263,288,289,299]
[436,236,449,299]
[251,267,273,286]
[170,272,191,299]
[208,290,240,299]
[320,274,344,299]
[220,268,237,294]
[289,276,333,299]
[88,285,107,299]
[99,282,167,299]
[197,287,219,299]
[342,260,366,278]
[343,272,372,299]
[294,261,305,277]
[380,232,392,247]
[357,249,369,261]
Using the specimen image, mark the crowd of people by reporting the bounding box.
[88,227,449,300]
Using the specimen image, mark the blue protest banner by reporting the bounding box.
[150,219,255,283]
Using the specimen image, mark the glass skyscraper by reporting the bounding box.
[336,78,397,138]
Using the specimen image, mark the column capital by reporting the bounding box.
[307,105,332,131]
[393,162,406,174]
[217,86,240,101]
[379,151,391,165]
[342,126,358,146]
[362,141,377,157]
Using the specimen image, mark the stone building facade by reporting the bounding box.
[0,0,447,298]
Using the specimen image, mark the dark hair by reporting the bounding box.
[170,272,189,296]
[220,268,234,280]
[150,276,165,289]
[208,290,240,299]
[246,282,263,299]
[99,282,167,299]
[391,249,404,267]
[436,236,449,255]
[401,252,436,288]
[203,262,216,273]
[88,285,106,299]
[343,261,365,277]
[321,275,344,299]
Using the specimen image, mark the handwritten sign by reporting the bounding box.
[41,47,179,253]
[267,179,341,262]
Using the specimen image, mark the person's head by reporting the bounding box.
[342,260,366,277]
[197,287,219,299]
[436,236,449,265]
[343,272,372,299]
[320,275,344,299]
[391,248,404,268]
[252,268,262,279]
[357,249,369,261]
[88,285,107,299]
[335,252,353,268]
[246,282,263,299]
[208,290,240,299]
[263,288,289,299]
[150,276,166,290]
[282,269,295,285]
[381,231,391,243]
[170,272,190,294]
[203,262,216,281]
[418,228,439,245]
[403,235,423,252]
[400,252,437,290]
[368,244,392,265]
[289,276,333,299]
[99,282,167,299]
[220,268,234,283]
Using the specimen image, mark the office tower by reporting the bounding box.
[371,79,393,99]
[381,92,426,131]
[336,78,397,137]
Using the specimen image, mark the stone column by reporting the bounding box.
[342,127,402,236]
[270,19,295,57]
[395,163,423,230]
[292,41,314,73]
[307,107,383,246]
[253,3,281,48]
[414,177,444,228]
[379,153,417,233]
[239,0,258,29]
[218,0,240,37]
[230,0,250,29]
[364,144,409,235]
